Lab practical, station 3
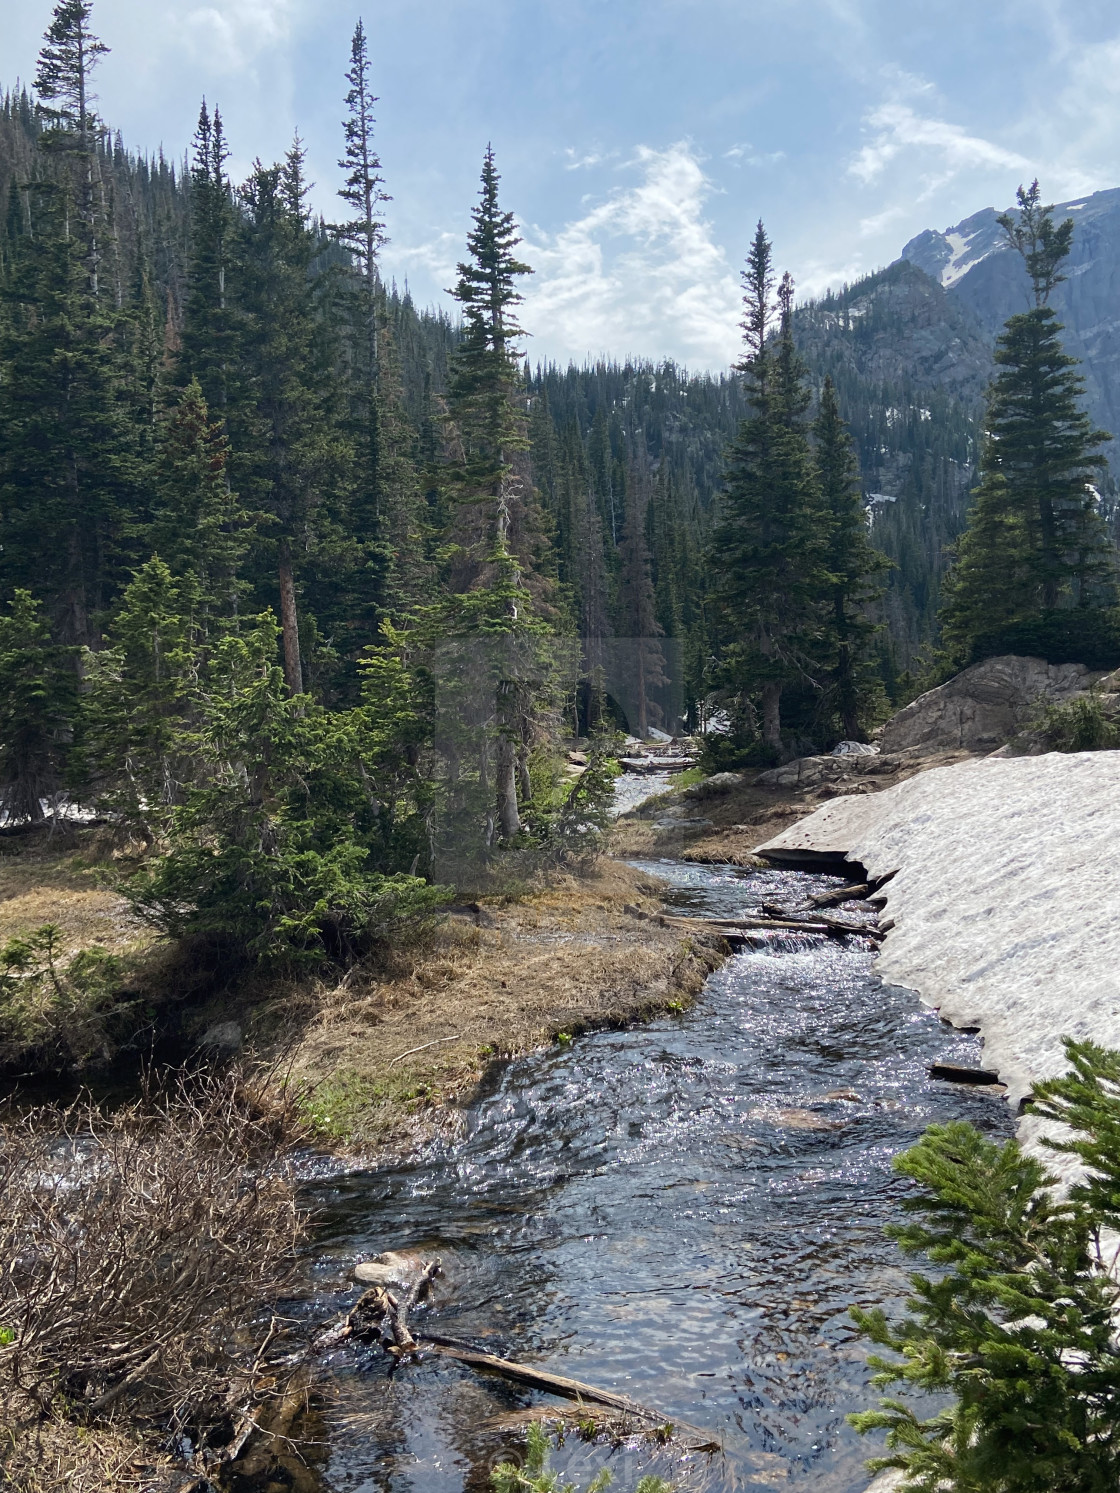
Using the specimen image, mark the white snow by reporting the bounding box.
[759,754,1120,1168]
[939,228,998,288]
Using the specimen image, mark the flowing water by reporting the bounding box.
[302,858,1012,1493]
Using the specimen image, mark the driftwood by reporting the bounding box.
[809,883,872,908]
[673,912,880,941]
[313,1259,675,1430]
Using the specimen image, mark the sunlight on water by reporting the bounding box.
[303,860,1013,1493]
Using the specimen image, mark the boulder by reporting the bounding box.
[879,655,1092,755]
[831,739,879,756]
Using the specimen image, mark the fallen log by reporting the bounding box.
[326,1276,674,1426]
[420,1340,669,1424]
[809,883,872,908]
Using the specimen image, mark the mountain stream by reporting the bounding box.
[299,854,1012,1493]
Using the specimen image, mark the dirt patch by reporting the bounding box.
[252,860,725,1156]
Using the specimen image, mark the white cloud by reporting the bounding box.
[520,142,742,370]
[170,0,297,73]
[850,100,1031,187]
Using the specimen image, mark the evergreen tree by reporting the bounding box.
[444,147,540,843]
[941,183,1115,662]
[617,455,666,737]
[33,0,110,298]
[0,179,141,641]
[232,147,353,695]
[814,377,890,738]
[181,101,235,417]
[146,380,250,615]
[0,592,77,824]
[80,557,202,837]
[709,227,827,754]
[852,1038,1120,1492]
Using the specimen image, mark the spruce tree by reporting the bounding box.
[617,455,666,737]
[940,183,1114,662]
[232,147,352,695]
[710,227,827,754]
[80,557,202,836]
[181,101,235,417]
[0,179,140,642]
[33,0,109,298]
[814,377,890,739]
[146,380,250,615]
[444,147,540,842]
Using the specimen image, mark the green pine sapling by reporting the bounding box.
[850,1037,1120,1491]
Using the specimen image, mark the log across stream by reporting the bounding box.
[299,859,1012,1493]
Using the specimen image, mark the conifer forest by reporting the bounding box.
[4,4,1120,1491]
[3,3,1118,966]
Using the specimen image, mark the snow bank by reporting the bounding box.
[758,754,1120,1129]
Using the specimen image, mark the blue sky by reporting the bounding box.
[3,0,1119,368]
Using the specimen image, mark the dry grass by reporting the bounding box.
[255,860,724,1153]
[0,1417,179,1493]
[0,828,150,961]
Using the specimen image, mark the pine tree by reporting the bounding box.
[80,557,202,836]
[710,226,827,754]
[444,147,539,843]
[336,20,389,315]
[814,377,890,739]
[34,0,110,298]
[181,101,235,417]
[0,179,141,642]
[232,147,353,695]
[146,379,250,615]
[617,454,666,737]
[940,183,1115,661]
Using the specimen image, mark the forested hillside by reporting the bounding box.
[2,1,1118,963]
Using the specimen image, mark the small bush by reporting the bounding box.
[1036,694,1119,753]
[850,1037,1120,1492]
[0,923,133,1069]
[0,1068,308,1435]
[490,1421,672,1493]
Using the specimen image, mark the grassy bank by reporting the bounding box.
[0,829,723,1156]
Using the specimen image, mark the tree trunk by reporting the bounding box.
[278,550,303,696]
[635,650,649,739]
[517,746,532,804]
[495,733,520,841]
[761,682,782,755]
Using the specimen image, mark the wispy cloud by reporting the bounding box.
[171,0,297,73]
[521,142,742,369]
[851,99,1031,188]
[723,142,786,167]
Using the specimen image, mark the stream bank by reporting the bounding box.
[279,857,1012,1493]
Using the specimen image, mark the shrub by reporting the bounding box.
[850,1038,1120,1491]
[0,923,131,1069]
[0,1069,307,1433]
[1035,694,1119,753]
[490,1421,672,1493]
